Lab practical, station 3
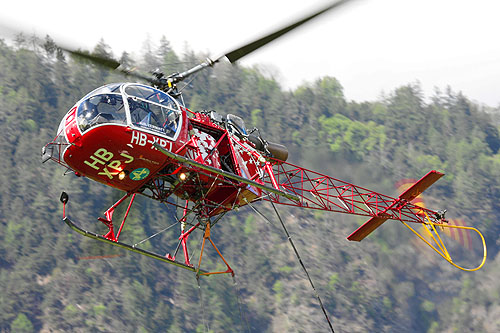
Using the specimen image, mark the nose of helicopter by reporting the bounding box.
[42,111,71,164]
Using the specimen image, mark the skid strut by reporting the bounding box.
[167,201,200,267]
[59,192,207,273]
[98,193,136,242]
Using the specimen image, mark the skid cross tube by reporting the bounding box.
[97,193,136,242]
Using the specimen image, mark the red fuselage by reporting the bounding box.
[45,83,265,215]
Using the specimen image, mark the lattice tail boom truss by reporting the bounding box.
[262,160,445,226]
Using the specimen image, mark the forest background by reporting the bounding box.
[1,34,500,332]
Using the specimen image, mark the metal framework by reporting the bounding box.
[262,159,444,225]
[58,131,452,276]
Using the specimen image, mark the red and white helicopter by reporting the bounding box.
[40,1,485,330]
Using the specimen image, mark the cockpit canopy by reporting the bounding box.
[75,83,182,138]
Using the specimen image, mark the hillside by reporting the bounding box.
[1,36,500,332]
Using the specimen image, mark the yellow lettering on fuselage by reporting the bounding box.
[84,148,135,180]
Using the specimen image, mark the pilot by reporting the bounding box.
[128,99,147,124]
[78,96,117,131]
[78,100,99,131]
[163,110,178,133]
[129,99,163,129]
[95,94,122,122]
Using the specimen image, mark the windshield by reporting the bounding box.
[77,93,126,132]
[79,83,122,102]
[75,83,182,138]
[125,84,181,138]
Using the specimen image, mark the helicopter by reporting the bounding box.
[38,0,486,331]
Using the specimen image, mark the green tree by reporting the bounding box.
[318,113,386,160]
[10,313,34,333]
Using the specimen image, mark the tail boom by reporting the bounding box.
[261,160,445,239]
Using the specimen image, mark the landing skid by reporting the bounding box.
[63,216,206,273]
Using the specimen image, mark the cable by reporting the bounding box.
[132,220,179,247]
[196,275,210,333]
[270,201,336,333]
[232,274,251,333]
[247,198,335,331]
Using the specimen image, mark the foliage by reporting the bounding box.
[10,313,34,333]
[318,114,386,160]
[0,35,499,332]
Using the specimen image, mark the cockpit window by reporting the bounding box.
[80,83,122,101]
[125,84,181,138]
[125,85,179,109]
[77,93,126,132]
[128,97,179,136]
[75,83,181,138]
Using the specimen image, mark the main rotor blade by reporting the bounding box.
[0,23,120,69]
[61,48,121,70]
[223,0,354,63]
[0,22,154,83]
[62,47,155,83]
[55,46,155,83]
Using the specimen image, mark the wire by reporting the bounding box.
[232,274,251,333]
[133,220,179,247]
[250,200,336,332]
[196,275,210,333]
[269,201,335,332]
